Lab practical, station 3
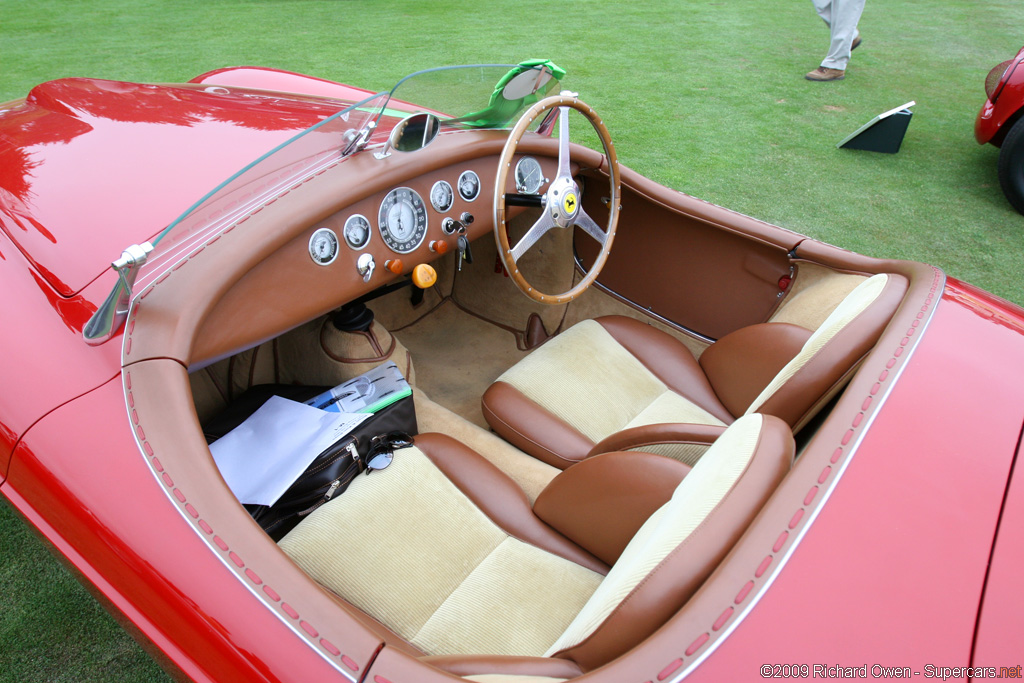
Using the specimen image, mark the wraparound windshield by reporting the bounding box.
[132,61,565,292]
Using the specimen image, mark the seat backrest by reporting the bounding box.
[545,413,794,670]
[700,273,907,431]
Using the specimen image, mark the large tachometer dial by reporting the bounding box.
[378,187,428,253]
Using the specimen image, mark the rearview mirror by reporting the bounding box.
[501,67,555,100]
[390,113,441,152]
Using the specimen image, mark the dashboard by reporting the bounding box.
[299,155,557,288]
[179,147,566,367]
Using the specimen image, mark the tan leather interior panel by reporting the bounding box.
[575,175,796,340]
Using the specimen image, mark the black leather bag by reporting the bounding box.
[204,384,417,540]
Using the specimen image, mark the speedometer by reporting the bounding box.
[378,187,428,253]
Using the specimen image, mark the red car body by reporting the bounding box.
[975,44,1024,214]
[975,45,1024,146]
[2,67,1023,682]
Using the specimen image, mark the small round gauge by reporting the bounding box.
[308,227,339,266]
[378,187,428,254]
[343,214,372,250]
[458,170,481,202]
[430,180,454,213]
[514,156,545,194]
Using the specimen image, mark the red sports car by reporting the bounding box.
[976,44,1024,214]
[2,62,1023,682]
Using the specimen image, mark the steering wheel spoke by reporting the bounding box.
[510,210,557,263]
[574,208,608,247]
[556,106,573,180]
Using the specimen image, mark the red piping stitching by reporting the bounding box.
[652,267,941,675]
[659,658,684,679]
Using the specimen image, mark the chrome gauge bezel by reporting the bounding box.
[430,180,454,213]
[457,170,481,202]
[308,227,339,266]
[343,214,372,250]
[377,187,428,254]
[514,156,545,194]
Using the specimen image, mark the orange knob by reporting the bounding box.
[412,263,438,289]
[429,240,449,254]
[384,259,403,274]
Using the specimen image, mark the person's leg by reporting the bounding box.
[820,0,864,70]
[812,0,832,27]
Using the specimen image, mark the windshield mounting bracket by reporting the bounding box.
[342,119,377,157]
[83,242,155,346]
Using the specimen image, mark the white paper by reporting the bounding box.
[209,396,370,506]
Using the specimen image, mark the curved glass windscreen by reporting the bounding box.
[131,61,564,294]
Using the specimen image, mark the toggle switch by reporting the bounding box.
[356,253,375,282]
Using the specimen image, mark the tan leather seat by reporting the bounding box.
[278,414,793,677]
[482,273,906,469]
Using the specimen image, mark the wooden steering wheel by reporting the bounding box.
[493,94,621,304]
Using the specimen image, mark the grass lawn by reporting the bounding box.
[1,0,1022,680]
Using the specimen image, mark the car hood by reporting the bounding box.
[0,77,352,297]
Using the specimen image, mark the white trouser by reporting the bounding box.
[812,0,865,70]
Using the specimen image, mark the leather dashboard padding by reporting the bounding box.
[597,316,735,424]
[575,177,795,340]
[699,322,814,417]
[587,423,727,458]
[533,452,690,566]
[756,273,908,429]
[481,380,596,469]
[413,433,609,575]
[553,415,795,672]
[421,654,583,679]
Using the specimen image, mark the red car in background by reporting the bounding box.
[976,44,1024,214]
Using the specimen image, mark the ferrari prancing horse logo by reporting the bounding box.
[563,192,577,215]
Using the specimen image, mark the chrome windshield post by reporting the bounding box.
[342,119,377,157]
[83,242,154,346]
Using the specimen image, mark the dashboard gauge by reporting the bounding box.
[343,214,372,250]
[378,187,428,253]
[514,156,545,194]
[308,227,339,266]
[430,180,454,213]
[457,170,481,202]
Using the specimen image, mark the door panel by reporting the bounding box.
[575,177,796,340]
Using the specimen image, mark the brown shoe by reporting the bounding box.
[805,66,845,81]
[852,35,862,50]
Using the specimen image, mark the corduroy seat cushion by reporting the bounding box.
[482,273,906,469]
[278,414,793,672]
